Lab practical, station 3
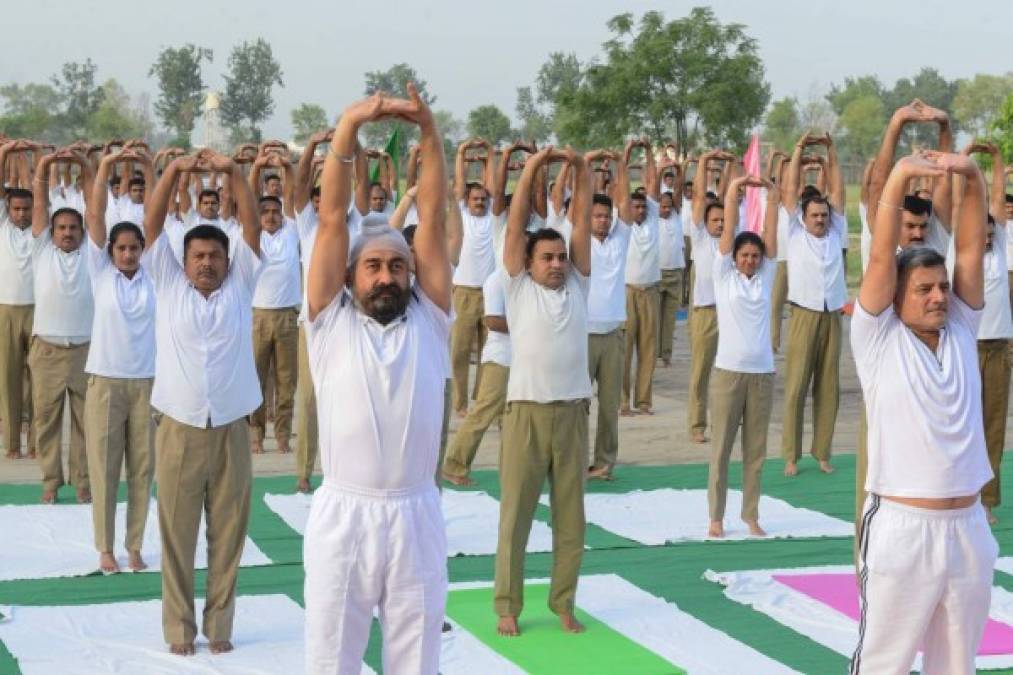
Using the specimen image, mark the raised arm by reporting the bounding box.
[549,160,570,216]
[32,152,57,238]
[353,143,369,216]
[406,144,420,190]
[87,152,119,246]
[783,133,808,213]
[616,139,638,224]
[825,134,845,214]
[294,131,328,213]
[216,155,258,256]
[453,140,469,202]
[388,185,417,230]
[492,142,517,217]
[693,150,719,226]
[145,155,196,247]
[279,156,295,219]
[565,147,592,277]
[860,158,875,207]
[644,139,659,201]
[503,147,552,276]
[720,175,749,255]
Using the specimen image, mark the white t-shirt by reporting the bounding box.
[503,268,592,402]
[143,234,263,427]
[30,231,93,341]
[712,251,775,373]
[785,210,847,312]
[454,202,498,286]
[852,297,992,498]
[296,206,319,324]
[115,195,145,226]
[948,221,1013,340]
[167,212,242,265]
[479,272,510,367]
[0,218,34,305]
[658,211,685,271]
[252,219,302,309]
[588,221,631,333]
[690,221,720,307]
[625,201,662,285]
[305,284,451,492]
[84,237,156,378]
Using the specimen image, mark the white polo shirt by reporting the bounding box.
[978,223,1013,340]
[143,233,263,428]
[454,202,498,286]
[306,284,451,492]
[690,220,720,307]
[712,251,776,373]
[479,272,510,367]
[625,200,661,285]
[30,230,93,343]
[296,206,319,324]
[588,220,631,334]
[167,213,242,265]
[852,296,992,498]
[252,220,302,309]
[0,218,34,305]
[785,211,847,312]
[84,237,156,378]
[503,268,592,402]
[658,211,685,271]
[115,195,145,226]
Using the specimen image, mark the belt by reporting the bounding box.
[693,305,715,310]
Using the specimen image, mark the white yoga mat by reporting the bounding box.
[547,488,852,544]
[0,499,271,582]
[264,489,554,557]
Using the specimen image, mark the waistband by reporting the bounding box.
[453,284,483,292]
[320,480,438,500]
[507,399,587,408]
[693,305,716,311]
[626,282,660,291]
[872,494,982,519]
[252,305,300,313]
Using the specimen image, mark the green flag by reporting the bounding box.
[369,126,400,190]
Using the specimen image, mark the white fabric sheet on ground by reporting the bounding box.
[447,575,799,675]
[995,556,1013,576]
[439,617,526,674]
[546,488,851,544]
[705,565,1013,671]
[0,499,271,582]
[0,594,374,674]
[265,489,553,557]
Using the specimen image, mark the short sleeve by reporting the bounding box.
[947,292,983,335]
[570,267,590,299]
[304,288,349,368]
[229,237,263,293]
[646,197,660,218]
[482,274,506,316]
[30,228,52,259]
[413,282,453,341]
[141,233,183,288]
[850,300,896,374]
[295,207,318,241]
[84,233,111,280]
[712,250,734,281]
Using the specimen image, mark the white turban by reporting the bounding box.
[348,213,411,265]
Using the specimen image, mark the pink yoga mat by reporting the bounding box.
[773,573,1013,656]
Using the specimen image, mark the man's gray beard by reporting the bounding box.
[355,284,411,325]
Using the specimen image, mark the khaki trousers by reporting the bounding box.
[781,305,841,462]
[295,326,317,481]
[979,339,1010,507]
[588,329,624,472]
[450,286,487,412]
[85,375,154,552]
[444,363,508,479]
[156,414,251,645]
[658,269,684,361]
[623,284,660,410]
[687,306,718,435]
[708,369,773,522]
[250,307,299,443]
[0,304,34,453]
[495,400,587,618]
[770,262,789,351]
[29,338,89,491]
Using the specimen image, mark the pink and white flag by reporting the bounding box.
[742,133,763,233]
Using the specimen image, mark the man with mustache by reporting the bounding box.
[141,148,262,657]
[302,84,452,673]
[494,144,592,637]
[29,149,95,504]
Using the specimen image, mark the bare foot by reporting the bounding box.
[442,472,475,487]
[637,406,654,416]
[744,519,767,537]
[559,613,585,633]
[41,490,56,504]
[76,488,92,504]
[587,466,613,481]
[128,550,148,572]
[169,642,195,656]
[250,438,263,454]
[784,461,798,477]
[456,408,468,419]
[26,450,36,460]
[691,430,708,444]
[277,440,292,454]
[660,358,671,368]
[209,640,234,654]
[708,520,724,538]
[817,459,835,474]
[5,450,20,460]
[985,506,999,525]
[295,478,312,494]
[620,407,637,417]
[99,551,120,574]
[497,616,520,637]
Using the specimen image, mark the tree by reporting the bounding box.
[149,44,213,148]
[953,73,1013,138]
[86,79,151,142]
[467,105,512,144]
[549,9,769,151]
[433,110,463,167]
[0,83,61,140]
[290,103,329,145]
[826,76,886,116]
[220,38,284,143]
[362,63,436,156]
[990,93,1013,164]
[762,97,800,152]
[837,94,885,161]
[514,86,552,143]
[51,59,105,140]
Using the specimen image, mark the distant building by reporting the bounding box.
[202,91,227,152]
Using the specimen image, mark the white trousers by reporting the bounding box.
[851,495,998,675]
[304,483,448,675]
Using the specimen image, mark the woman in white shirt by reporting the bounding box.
[83,149,157,574]
[707,175,779,539]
